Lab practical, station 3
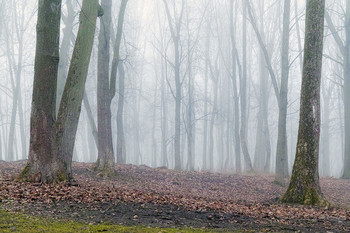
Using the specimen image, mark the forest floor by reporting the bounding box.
[1,161,350,232]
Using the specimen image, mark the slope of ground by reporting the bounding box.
[1,161,350,232]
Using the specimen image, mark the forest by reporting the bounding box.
[1,0,350,232]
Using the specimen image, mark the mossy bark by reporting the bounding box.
[18,0,65,183]
[282,0,328,206]
[55,0,99,180]
[18,0,100,183]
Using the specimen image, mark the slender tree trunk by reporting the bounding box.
[116,63,126,165]
[202,23,210,170]
[95,0,115,174]
[187,64,194,171]
[56,0,75,112]
[108,0,128,165]
[163,0,184,170]
[240,0,252,172]
[161,56,168,167]
[275,0,291,184]
[263,96,271,172]
[151,80,158,167]
[342,0,350,179]
[209,76,218,171]
[83,92,98,146]
[229,0,241,173]
[282,0,328,206]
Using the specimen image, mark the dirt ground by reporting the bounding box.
[1,160,350,232]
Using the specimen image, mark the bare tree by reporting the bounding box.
[18,0,101,182]
[282,0,328,205]
[163,0,185,170]
[275,0,291,184]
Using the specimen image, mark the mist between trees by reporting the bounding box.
[0,0,346,180]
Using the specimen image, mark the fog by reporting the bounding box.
[0,0,346,177]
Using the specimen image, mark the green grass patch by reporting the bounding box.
[0,208,226,233]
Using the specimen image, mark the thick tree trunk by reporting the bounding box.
[18,0,62,183]
[321,84,331,176]
[275,0,291,184]
[282,0,328,206]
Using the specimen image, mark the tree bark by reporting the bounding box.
[56,0,75,112]
[54,0,100,181]
[116,63,126,165]
[163,0,184,170]
[342,0,350,179]
[275,0,291,184]
[229,0,241,174]
[282,0,328,206]
[18,0,62,182]
[95,0,115,174]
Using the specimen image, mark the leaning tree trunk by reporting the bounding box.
[56,0,75,112]
[282,0,328,206]
[17,0,62,183]
[54,0,100,181]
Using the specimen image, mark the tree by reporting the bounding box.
[229,0,241,173]
[275,0,291,184]
[95,0,114,174]
[18,0,62,182]
[325,0,350,179]
[282,0,328,205]
[116,62,126,166]
[18,0,101,183]
[94,0,128,174]
[240,0,252,173]
[162,0,185,170]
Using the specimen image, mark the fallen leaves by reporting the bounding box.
[1,161,350,231]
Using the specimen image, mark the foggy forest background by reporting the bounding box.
[0,0,345,177]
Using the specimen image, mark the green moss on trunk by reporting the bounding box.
[281,0,327,206]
